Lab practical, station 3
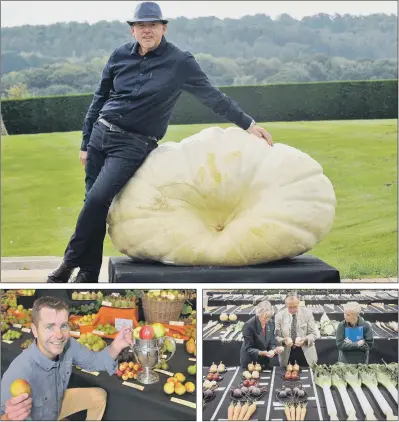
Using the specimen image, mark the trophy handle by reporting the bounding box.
[130,342,140,363]
[160,336,177,362]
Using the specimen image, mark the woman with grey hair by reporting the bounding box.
[240,300,283,369]
[336,301,374,364]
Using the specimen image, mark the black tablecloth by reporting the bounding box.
[1,331,196,421]
[202,336,398,367]
[108,255,340,283]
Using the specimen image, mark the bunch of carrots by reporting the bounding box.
[227,401,257,421]
[284,402,307,421]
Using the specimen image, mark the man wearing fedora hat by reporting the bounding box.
[46,1,273,283]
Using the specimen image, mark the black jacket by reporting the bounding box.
[240,316,276,369]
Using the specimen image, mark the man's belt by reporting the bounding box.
[98,118,157,142]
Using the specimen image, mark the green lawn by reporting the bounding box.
[1,119,397,278]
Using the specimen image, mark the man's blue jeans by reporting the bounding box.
[63,121,158,278]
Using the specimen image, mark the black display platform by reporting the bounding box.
[108,255,341,283]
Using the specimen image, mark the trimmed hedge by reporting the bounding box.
[2,80,397,135]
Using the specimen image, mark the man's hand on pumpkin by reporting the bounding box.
[247,125,273,146]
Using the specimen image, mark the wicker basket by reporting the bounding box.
[141,291,187,324]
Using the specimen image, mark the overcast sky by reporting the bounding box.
[1,1,397,27]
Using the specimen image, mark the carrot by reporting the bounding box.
[300,403,307,421]
[228,402,235,420]
[284,404,291,421]
[296,404,301,420]
[233,402,242,420]
[237,401,249,420]
[242,402,257,420]
[290,404,296,421]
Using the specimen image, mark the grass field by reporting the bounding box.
[1,119,397,278]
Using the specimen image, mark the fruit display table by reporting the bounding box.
[1,330,196,421]
[108,255,340,283]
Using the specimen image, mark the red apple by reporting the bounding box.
[139,325,155,340]
[243,380,250,387]
[207,374,214,381]
[116,370,123,377]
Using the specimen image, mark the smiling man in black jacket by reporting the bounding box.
[46,1,273,283]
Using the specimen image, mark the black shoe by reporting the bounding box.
[46,262,75,283]
[71,271,99,283]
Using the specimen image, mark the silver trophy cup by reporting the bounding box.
[132,336,176,384]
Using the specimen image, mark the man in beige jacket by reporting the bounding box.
[275,292,320,367]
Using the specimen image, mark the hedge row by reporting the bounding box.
[2,80,397,135]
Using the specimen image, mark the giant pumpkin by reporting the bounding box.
[107,127,336,266]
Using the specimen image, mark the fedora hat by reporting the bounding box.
[127,2,169,25]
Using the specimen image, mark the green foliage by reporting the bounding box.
[3,80,396,135]
[0,14,397,96]
[2,94,92,135]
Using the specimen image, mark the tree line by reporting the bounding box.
[1,13,397,98]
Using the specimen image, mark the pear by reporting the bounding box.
[255,363,262,372]
[217,361,225,372]
[287,363,293,372]
[293,361,300,372]
[248,362,255,371]
[210,362,218,373]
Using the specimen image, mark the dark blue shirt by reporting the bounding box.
[81,36,253,150]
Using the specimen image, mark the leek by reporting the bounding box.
[344,366,377,421]
[368,363,398,405]
[359,367,396,420]
[331,365,357,421]
[314,365,339,420]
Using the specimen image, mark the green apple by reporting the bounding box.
[152,322,166,339]
[133,327,141,339]
[187,364,196,375]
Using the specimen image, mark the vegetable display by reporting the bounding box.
[314,363,398,421]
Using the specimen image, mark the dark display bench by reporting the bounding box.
[108,255,340,283]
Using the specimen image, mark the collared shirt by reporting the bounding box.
[81,36,253,151]
[0,339,117,421]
